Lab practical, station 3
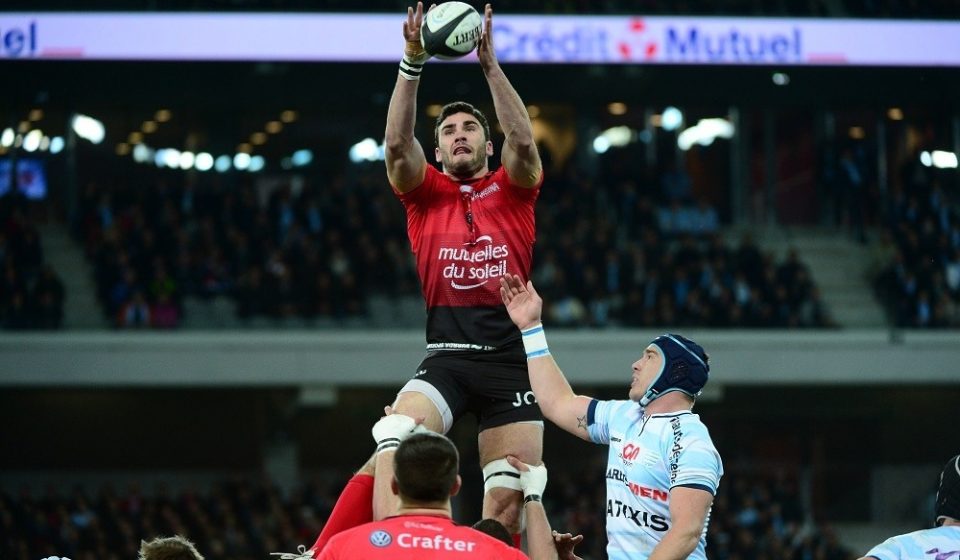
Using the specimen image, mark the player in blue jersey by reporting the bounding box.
[858,454,960,560]
[499,274,723,560]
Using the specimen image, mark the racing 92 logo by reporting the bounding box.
[620,442,642,465]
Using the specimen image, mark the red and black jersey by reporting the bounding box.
[395,165,541,350]
[317,514,528,560]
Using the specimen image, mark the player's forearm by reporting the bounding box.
[528,356,575,409]
[372,451,399,520]
[483,64,534,151]
[524,501,558,560]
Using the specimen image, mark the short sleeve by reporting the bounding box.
[586,399,633,445]
[395,164,441,203]
[501,167,542,203]
[665,421,723,495]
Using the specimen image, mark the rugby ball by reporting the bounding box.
[421,2,483,60]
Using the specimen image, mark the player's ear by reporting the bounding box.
[391,476,400,497]
[435,146,443,163]
[485,140,493,156]
[450,474,462,497]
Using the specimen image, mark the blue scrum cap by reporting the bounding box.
[639,334,710,406]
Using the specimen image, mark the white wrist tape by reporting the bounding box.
[372,414,419,454]
[482,458,522,494]
[399,53,428,81]
[521,323,550,359]
[519,463,548,500]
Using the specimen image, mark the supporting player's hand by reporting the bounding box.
[403,2,435,59]
[372,407,429,454]
[505,455,547,500]
[476,4,499,72]
[552,530,585,560]
[382,405,428,429]
[499,274,543,331]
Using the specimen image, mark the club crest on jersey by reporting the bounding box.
[369,530,393,547]
[620,442,642,466]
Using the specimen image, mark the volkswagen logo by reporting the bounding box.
[369,530,392,547]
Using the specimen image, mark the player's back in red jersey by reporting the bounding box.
[317,514,528,560]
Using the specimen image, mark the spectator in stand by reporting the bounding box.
[0,193,65,330]
[873,169,959,328]
[152,294,181,329]
[118,291,152,328]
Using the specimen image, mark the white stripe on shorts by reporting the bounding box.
[396,378,455,434]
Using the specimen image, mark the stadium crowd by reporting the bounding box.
[70,163,831,330]
[871,166,960,328]
[0,467,854,560]
[73,172,416,329]
[0,191,65,330]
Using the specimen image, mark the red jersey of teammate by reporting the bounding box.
[317,514,528,560]
[396,165,541,349]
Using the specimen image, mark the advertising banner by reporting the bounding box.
[1,13,958,66]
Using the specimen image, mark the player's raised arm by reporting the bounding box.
[476,4,542,189]
[385,2,430,193]
[500,275,593,440]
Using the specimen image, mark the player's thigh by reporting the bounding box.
[477,421,543,466]
[471,352,543,465]
[478,422,543,530]
[391,390,445,433]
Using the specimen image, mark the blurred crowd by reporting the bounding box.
[74,173,417,329]
[0,191,65,330]
[705,473,853,560]
[14,0,958,18]
[70,162,831,330]
[535,167,831,328]
[871,164,960,328]
[1,467,855,560]
[1,477,325,560]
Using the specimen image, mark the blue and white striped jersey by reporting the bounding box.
[865,526,960,560]
[586,399,723,560]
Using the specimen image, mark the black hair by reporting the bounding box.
[471,518,512,546]
[433,101,491,146]
[394,433,459,503]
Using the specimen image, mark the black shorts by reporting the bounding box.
[398,343,543,433]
